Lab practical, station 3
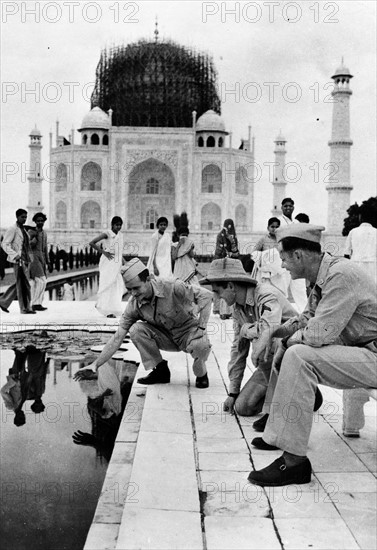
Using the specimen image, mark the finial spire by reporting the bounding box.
[154,16,159,43]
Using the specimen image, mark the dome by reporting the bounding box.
[332,64,353,79]
[196,110,227,133]
[79,107,110,130]
[275,130,286,142]
[30,126,41,136]
[90,40,221,127]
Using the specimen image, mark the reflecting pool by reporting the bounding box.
[0,331,137,550]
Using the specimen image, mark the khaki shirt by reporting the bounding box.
[119,277,213,346]
[229,283,297,393]
[283,253,377,348]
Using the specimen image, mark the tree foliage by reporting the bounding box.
[342,196,377,236]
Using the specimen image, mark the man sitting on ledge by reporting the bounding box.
[199,257,299,418]
[82,258,213,388]
[247,223,377,487]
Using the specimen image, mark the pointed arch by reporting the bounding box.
[81,162,102,191]
[55,201,67,228]
[201,202,221,231]
[202,164,222,193]
[90,133,100,145]
[235,204,247,231]
[235,165,248,195]
[128,158,175,229]
[81,200,101,229]
[56,163,67,192]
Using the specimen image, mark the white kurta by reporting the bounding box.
[96,229,125,316]
[277,216,307,312]
[344,223,377,282]
[147,231,173,278]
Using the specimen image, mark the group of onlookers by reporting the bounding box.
[0,209,49,314]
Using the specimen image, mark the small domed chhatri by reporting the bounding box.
[332,64,353,79]
[30,125,42,136]
[79,107,111,130]
[196,110,227,133]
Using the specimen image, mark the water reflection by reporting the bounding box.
[47,273,100,302]
[73,359,134,462]
[0,333,138,550]
[1,346,49,427]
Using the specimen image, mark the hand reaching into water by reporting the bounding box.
[72,431,97,447]
[73,365,98,381]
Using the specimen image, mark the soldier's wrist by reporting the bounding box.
[229,392,239,399]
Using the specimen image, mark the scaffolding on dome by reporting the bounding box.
[91,40,221,127]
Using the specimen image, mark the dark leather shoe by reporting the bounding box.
[314,387,323,411]
[0,305,10,313]
[33,305,48,311]
[254,391,322,432]
[251,437,279,451]
[343,432,360,438]
[137,362,170,385]
[253,414,269,432]
[195,373,209,388]
[248,456,312,486]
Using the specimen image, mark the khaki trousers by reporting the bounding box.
[129,322,211,377]
[263,343,377,456]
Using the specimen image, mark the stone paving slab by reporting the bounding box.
[196,437,249,453]
[205,517,281,550]
[115,508,203,550]
[124,430,200,512]
[143,385,191,412]
[275,517,360,549]
[331,492,377,550]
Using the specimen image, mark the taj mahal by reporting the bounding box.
[26,35,354,255]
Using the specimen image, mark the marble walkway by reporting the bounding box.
[0,302,376,550]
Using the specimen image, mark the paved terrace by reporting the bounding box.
[1,302,376,550]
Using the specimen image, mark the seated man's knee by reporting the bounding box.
[285,344,316,363]
[235,392,265,417]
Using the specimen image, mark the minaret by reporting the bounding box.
[27,126,44,219]
[326,60,353,233]
[271,131,287,215]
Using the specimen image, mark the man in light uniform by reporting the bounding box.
[200,258,298,419]
[81,258,213,388]
[248,224,377,487]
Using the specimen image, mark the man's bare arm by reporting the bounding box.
[92,327,128,370]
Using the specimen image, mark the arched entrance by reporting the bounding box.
[127,158,175,229]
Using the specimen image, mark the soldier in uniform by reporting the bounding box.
[247,224,377,487]
[79,258,213,389]
[200,258,302,421]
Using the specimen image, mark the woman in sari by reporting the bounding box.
[89,216,125,318]
[172,213,198,284]
[213,218,240,319]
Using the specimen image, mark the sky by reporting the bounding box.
[1,0,376,231]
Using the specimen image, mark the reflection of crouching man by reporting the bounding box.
[200,258,297,417]
[82,259,213,388]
